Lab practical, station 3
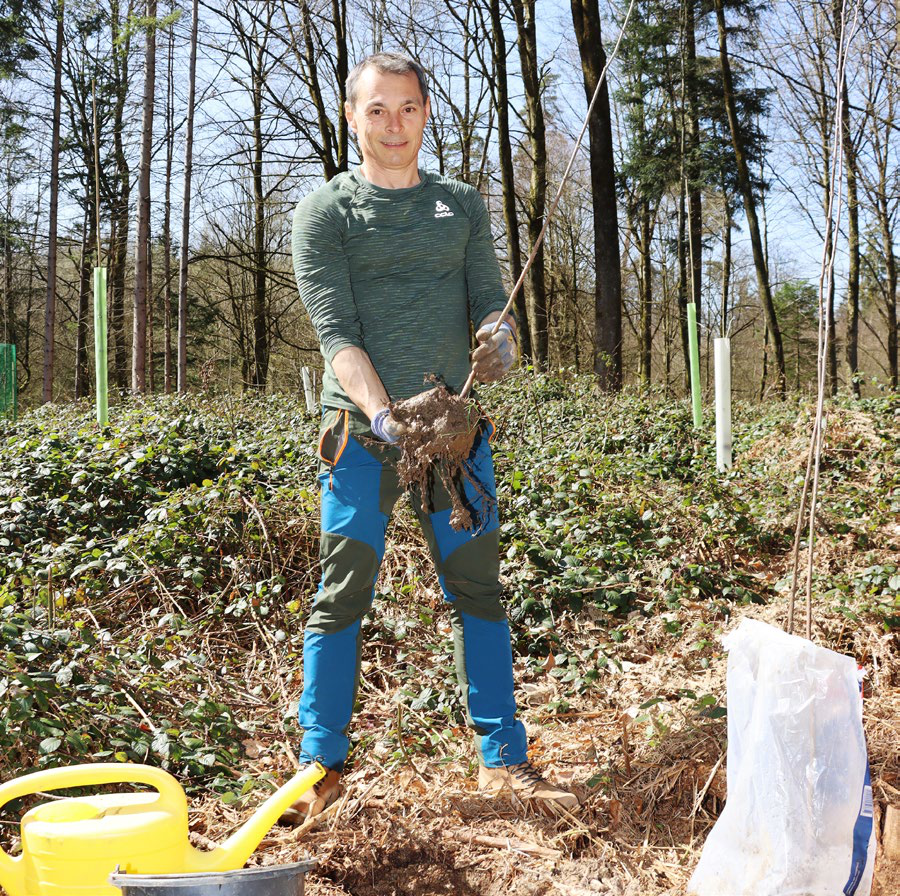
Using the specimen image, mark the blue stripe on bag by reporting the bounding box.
[842,761,873,895]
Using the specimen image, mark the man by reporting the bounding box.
[284,52,577,821]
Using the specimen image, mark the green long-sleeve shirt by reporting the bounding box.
[292,168,509,411]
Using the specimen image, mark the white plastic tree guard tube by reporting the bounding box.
[301,367,317,415]
[714,338,732,471]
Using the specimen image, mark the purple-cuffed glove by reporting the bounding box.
[370,408,407,443]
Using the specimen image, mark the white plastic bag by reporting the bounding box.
[688,619,875,896]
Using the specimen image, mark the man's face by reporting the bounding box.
[345,67,430,178]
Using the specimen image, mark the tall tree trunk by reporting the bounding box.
[300,1,338,180]
[489,0,531,357]
[841,78,860,397]
[688,184,702,312]
[42,0,64,403]
[885,5,898,388]
[713,0,785,395]
[638,201,652,387]
[111,196,130,390]
[819,177,837,393]
[163,12,173,393]
[684,0,702,321]
[178,0,198,392]
[879,202,898,390]
[568,227,580,369]
[663,266,673,394]
[74,208,93,399]
[294,0,348,180]
[512,0,549,368]
[22,180,43,389]
[824,235,837,392]
[677,189,690,392]
[111,0,133,392]
[460,21,472,184]
[251,37,268,389]
[3,184,15,350]
[132,0,157,393]
[720,195,731,336]
[571,0,623,390]
[147,233,154,392]
[332,0,348,171]
[814,57,838,395]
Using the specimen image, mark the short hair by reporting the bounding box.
[346,53,429,108]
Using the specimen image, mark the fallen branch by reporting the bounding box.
[533,711,608,721]
[690,751,725,817]
[463,833,561,859]
[123,691,158,733]
[290,792,343,841]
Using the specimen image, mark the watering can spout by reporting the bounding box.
[185,762,326,873]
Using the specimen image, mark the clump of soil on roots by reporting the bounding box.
[389,384,484,531]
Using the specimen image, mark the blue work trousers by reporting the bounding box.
[297,407,527,771]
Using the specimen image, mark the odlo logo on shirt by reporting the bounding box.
[435,201,454,219]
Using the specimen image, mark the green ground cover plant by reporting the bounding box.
[0,376,896,792]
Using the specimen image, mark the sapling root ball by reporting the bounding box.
[388,384,486,531]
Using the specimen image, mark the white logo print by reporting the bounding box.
[435,201,454,218]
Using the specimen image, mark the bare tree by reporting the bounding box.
[265,0,348,182]
[177,0,198,392]
[713,0,785,395]
[214,1,292,389]
[249,6,270,388]
[42,0,64,403]
[110,0,135,393]
[132,0,157,393]
[487,0,531,356]
[511,0,549,368]
[841,69,861,396]
[163,5,174,393]
[768,1,849,394]
[682,0,702,334]
[571,0,623,389]
[74,207,92,398]
[857,0,898,389]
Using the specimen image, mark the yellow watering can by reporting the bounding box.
[0,761,325,896]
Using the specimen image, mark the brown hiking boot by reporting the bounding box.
[277,767,343,825]
[478,760,579,811]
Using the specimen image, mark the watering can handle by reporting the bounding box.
[0,763,186,818]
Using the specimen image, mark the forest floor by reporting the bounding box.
[207,586,898,896]
[0,377,897,895]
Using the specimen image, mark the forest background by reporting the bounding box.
[0,0,897,407]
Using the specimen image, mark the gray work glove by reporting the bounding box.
[370,407,408,443]
[472,320,517,383]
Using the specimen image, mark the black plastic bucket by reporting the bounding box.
[109,861,316,896]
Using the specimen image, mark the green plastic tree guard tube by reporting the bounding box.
[687,302,702,428]
[0,343,16,421]
[93,267,109,427]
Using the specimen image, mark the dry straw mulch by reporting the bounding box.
[189,596,897,896]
